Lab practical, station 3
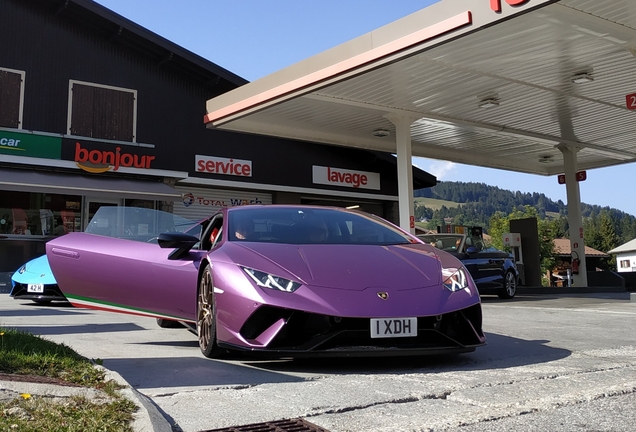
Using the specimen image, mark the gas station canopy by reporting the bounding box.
[204,0,636,286]
[205,0,636,176]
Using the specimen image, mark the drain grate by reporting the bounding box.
[200,418,330,432]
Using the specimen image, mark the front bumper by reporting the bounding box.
[221,303,485,358]
[10,283,68,303]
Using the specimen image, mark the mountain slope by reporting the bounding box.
[414,181,636,243]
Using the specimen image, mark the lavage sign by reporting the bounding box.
[312,165,380,190]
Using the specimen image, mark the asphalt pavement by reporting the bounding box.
[2,291,636,432]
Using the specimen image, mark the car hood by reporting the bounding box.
[11,255,57,286]
[226,242,444,290]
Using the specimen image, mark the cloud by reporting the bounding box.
[413,157,456,180]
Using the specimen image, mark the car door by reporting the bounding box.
[46,211,209,321]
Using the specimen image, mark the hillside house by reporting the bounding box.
[608,239,636,273]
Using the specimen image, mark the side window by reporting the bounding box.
[0,67,25,129]
[68,80,136,142]
[201,216,223,251]
[211,227,223,249]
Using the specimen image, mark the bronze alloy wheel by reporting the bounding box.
[197,265,220,358]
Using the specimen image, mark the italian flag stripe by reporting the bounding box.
[65,294,192,322]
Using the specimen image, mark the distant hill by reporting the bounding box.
[414,181,636,243]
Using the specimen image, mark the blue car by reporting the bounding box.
[10,255,67,304]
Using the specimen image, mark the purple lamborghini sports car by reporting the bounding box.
[46,205,485,358]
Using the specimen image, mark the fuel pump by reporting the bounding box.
[503,233,524,284]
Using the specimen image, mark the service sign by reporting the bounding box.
[312,166,380,190]
[195,155,252,177]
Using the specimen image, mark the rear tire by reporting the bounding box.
[498,270,517,299]
[156,318,184,328]
[197,265,223,358]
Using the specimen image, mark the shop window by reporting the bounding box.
[124,199,156,209]
[0,191,82,237]
[0,67,25,129]
[68,80,136,142]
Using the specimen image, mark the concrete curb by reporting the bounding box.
[516,286,629,296]
[100,366,173,432]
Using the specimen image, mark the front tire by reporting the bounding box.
[32,299,52,305]
[498,270,517,299]
[197,265,222,358]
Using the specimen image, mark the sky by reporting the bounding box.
[94,0,636,217]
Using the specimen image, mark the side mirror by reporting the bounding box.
[466,246,478,254]
[158,232,199,260]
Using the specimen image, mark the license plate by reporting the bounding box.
[370,317,417,338]
[27,283,44,293]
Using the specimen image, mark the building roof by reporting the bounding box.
[608,238,636,255]
[553,238,608,258]
[204,0,636,177]
[37,0,248,92]
[22,0,438,192]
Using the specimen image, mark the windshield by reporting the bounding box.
[420,231,489,253]
[228,207,412,245]
[85,207,198,242]
[419,234,464,251]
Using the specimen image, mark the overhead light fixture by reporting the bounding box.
[570,72,594,84]
[478,98,499,108]
[372,129,391,137]
[538,155,554,163]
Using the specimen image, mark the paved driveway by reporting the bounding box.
[2,293,636,431]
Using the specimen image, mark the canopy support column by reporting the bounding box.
[558,144,588,287]
[387,115,418,233]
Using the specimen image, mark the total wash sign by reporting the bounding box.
[312,166,380,190]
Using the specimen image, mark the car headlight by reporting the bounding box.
[18,265,27,274]
[242,267,302,293]
[442,267,469,292]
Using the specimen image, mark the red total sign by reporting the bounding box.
[626,92,636,110]
[489,0,530,13]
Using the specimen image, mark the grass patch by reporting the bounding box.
[0,327,137,431]
[414,197,461,210]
